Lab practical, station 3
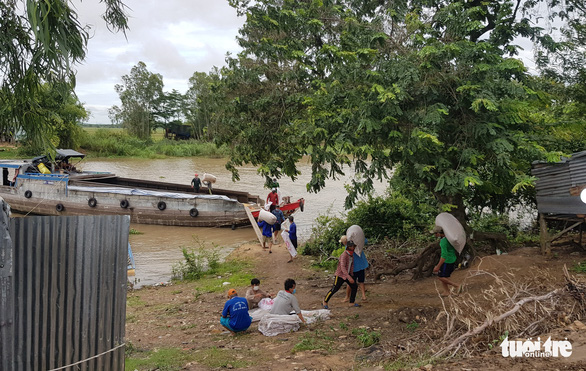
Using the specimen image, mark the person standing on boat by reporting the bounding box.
[271,204,285,244]
[266,188,279,208]
[191,173,201,193]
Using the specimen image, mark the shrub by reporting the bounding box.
[302,214,349,256]
[304,192,435,257]
[346,194,435,240]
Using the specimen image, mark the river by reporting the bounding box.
[78,157,387,287]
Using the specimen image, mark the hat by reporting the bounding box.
[194,173,198,176]
[339,235,347,244]
[346,240,356,247]
[227,288,237,297]
[432,225,443,234]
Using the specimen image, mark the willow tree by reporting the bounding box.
[0,0,128,148]
[216,0,585,226]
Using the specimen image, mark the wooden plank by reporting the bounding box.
[243,203,263,246]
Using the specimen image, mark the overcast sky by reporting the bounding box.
[73,1,541,126]
[74,0,245,125]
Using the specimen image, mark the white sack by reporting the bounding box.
[346,225,365,256]
[202,173,217,183]
[258,208,277,225]
[281,230,297,258]
[435,212,466,253]
[258,309,331,336]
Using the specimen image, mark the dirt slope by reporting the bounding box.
[126,240,586,370]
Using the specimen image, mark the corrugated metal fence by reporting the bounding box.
[0,199,129,371]
[532,151,586,215]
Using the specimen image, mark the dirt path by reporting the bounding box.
[126,240,586,370]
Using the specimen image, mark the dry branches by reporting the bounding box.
[432,264,586,358]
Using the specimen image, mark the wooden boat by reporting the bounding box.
[0,149,304,228]
[250,197,305,219]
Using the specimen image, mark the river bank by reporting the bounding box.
[79,156,386,287]
[125,237,586,370]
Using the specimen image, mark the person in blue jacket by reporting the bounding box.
[285,216,297,250]
[258,218,274,253]
[343,236,369,302]
[221,288,252,335]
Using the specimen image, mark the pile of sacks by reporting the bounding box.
[250,298,331,336]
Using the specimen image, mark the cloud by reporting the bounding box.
[73,0,244,124]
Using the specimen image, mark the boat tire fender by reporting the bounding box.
[189,208,199,217]
[88,198,97,208]
[56,203,65,212]
[120,199,129,209]
[299,199,304,212]
[24,190,32,198]
[157,201,166,211]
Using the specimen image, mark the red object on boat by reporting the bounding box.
[252,198,305,219]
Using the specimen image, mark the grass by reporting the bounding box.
[125,346,195,371]
[352,328,381,348]
[126,295,146,307]
[193,261,255,296]
[78,128,229,158]
[292,330,334,353]
[193,346,252,368]
[572,261,586,273]
[406,321,419,332]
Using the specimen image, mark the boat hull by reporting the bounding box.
[0,174,255,227]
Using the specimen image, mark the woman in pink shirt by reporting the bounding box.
[322,240,359,309]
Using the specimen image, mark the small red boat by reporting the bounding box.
[251,197,305,219]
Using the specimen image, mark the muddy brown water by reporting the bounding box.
[25,157,387,287]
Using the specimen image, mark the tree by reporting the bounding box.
[154,89,185,135]
[109,62,164,140]
[184,71,219,141]
[217,0,585,227]
[0,0,128,149]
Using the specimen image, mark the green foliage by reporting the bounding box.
[125,347,195,371]
[0,0,128,149]
[79,129,228,158]
[303,213,349,257]
[172,247,222,281]
[571,262,586,273]
[468,212,521,239]
[109,62,164,140]
[217,0,579,221]
[346,194,436,240]
[129,228,143,235]
[304,191,436,258]
[352,328,381,348]
[292,330,334,353]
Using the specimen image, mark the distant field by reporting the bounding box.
[82,126,165,141]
